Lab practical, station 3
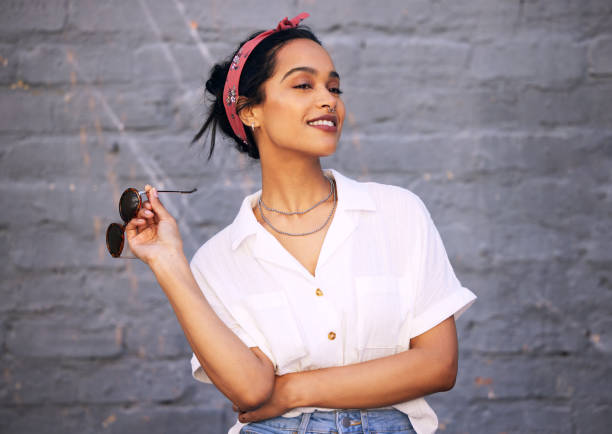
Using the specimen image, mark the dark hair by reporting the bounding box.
[191,26,322,160]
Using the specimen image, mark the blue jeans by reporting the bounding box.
[239,409,416,434]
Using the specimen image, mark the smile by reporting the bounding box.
[307,119,338,132]
[308,119,336,127]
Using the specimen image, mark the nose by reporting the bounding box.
[316,87,338,112]
[322,103,336,113]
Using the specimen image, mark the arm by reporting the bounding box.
[237,316,457,422]
[126,186,274,410]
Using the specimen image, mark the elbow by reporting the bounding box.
[438,357,458,392]
[440,369,457,391]
[234,373,274,411]
[236,385,273,411]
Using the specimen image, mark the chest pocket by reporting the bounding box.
[355,275,409,360]
[244,291,307,371]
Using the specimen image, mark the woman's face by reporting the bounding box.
[250,38,345,158]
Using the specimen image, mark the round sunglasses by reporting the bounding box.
[106,187,197,258]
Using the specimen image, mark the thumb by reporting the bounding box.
[146,187,173,220]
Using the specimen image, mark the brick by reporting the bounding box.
[18,43,133,85]
[0,406,90,434]
[346,36,471,82]
[573,405,612,434]
[427,0,521,41]
[171,44,211,83]
[0,137,105,183]
[439,400,572,434]
[470,37,585,86]
[1,272,98,313]
[1,359,187,404]
[589,36,612,76]
[0,0,65,33]
[295,0,432,33]
[183,0,308,37]
[134,44,180,84]
[6,320,123,359]
[1,405,231,434]
[342,87,519,135]
[77,360,187,404]
[519,0,612,38]
[0,89,56,133]
[125,309,190,358]
[453,355,576,401]
[68,0,152,34]
[102,406,230,434]
[7,225,101,270]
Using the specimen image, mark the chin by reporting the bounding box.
[310,138,338,157]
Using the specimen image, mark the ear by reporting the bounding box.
[237,97,262,129]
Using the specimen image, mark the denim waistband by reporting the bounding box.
[240,408,415,434]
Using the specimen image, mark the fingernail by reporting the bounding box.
[144,210,153,217]
[152,188,158,198]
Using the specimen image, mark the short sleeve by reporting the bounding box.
[189,259,258,384]
[409,199,476,339]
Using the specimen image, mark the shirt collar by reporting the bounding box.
[229,168,376,250]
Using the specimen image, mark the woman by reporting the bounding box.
[125,13,476,434]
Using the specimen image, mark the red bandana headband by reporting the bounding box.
[223,12,310,144]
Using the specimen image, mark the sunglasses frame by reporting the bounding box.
[106,187,197,258]
[119,187,142,223]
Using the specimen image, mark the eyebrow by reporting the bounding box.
[280,66,340,82]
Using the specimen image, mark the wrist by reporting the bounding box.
[148,247,188,272]
[284,371,311,409]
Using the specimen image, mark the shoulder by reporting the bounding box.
[190,224,234,272]
[358,177,432,223]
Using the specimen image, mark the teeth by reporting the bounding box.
[308,120,335,127]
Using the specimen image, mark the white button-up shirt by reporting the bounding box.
[190,169,476,434]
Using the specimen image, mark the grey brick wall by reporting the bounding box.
[1,1,611,433]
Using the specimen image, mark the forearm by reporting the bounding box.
[289,317,458,409]
[290,347,455,409]
[149,251,273,409]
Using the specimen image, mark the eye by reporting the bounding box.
[294,83,312,90]
[329,87,343,95]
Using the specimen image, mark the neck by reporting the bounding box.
[259,157,331,213]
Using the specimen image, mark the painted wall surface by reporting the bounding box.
[1,1,611,433]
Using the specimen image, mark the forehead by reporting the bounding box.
[272,39,336,77]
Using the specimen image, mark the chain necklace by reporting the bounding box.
[258,178,337,237]
[259,176,334,215]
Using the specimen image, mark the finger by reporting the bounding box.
[146,187,173,221]
[125,218,147,241]
[137,206,155,226]
[124,218,140,240]
[238,408,268,423]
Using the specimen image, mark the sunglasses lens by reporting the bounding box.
[106,223,125,257]
[119,188,140,223]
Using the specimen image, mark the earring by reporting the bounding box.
[251,123,255,132]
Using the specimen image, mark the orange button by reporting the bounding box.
[315,288,323,296]
[328,331,336,340]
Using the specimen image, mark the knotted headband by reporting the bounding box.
[222,12,310,144]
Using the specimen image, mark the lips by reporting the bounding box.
[307,114,338,132]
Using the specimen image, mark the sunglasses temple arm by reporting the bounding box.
[138,188,197,201]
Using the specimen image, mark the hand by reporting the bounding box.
[233,374,297,423]
[124,185,184,265]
